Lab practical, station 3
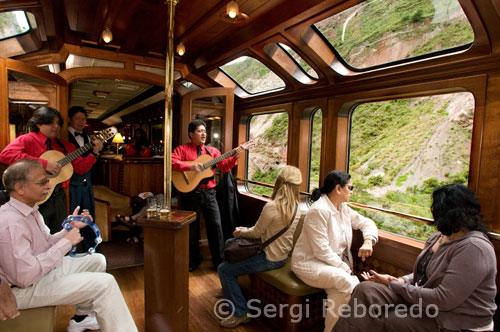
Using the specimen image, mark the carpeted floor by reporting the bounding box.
[98,230,144,270]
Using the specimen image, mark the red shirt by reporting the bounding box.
[172,142,238,189]
[0,131,97,186]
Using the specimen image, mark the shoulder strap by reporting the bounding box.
[55,138,68,154]
[262,203,298,249]
[205,146,213,156]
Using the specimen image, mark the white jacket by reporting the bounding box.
[291,195,378,281]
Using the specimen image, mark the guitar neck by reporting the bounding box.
[58,142,94,167]
[203,149,236,170]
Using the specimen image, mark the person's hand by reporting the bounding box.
[358,239,374,262]
[190,163,204,173]
[64,228,83,246]
[69,206,91,229]
[0,277,19,320]
[232,227,245,238]
[234,146,244,158]
[361,270,403,285]
[92,139,103,155]
[45,160,61,175]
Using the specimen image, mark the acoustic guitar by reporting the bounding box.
[37,126,117,205]
[172,140,257,193]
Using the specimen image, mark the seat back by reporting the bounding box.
[93,185,132,217]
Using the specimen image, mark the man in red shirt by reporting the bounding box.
[0,106,102,233]
[172,120,243,271]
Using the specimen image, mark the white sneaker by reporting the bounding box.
[67,314,100,332]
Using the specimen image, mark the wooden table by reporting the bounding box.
[137,210,196,332]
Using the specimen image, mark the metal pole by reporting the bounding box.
[163,0,177,215]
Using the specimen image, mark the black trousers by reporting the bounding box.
[182,189,224,267]
[69,176,96,252]
[38,184,67,234]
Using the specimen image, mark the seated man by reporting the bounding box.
[0,159,137,332]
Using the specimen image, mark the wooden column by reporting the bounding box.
[137,211,195,332]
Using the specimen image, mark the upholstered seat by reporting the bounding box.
[255,259,322,297]
[0,306,55,332]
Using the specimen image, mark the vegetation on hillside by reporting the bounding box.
[240,0,474,241]
[0,12,26,37]
[315,0,473,68]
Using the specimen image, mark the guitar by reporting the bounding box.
[172,140,257,193]
[37,127,117,205]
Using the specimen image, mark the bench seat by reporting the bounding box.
[254,259,321,297]
[0,306,55,332]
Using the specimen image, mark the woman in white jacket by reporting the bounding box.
[291,170,378,332]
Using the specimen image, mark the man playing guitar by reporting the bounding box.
[172,119,243,272]
[0,106,103,233]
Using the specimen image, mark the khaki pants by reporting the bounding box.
[12,254,137,332]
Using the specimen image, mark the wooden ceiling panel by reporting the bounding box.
[64,0,102,32]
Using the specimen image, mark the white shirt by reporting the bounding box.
[291,194,378,280]
[69,126,85,147]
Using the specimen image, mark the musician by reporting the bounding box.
[0,106,103,233]
[67,106,98,252]
[0,159,137,332]
[172,119,243,271]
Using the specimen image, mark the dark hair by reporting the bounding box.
[68,106,88,119]
[28,106,63,132]
[311,170,351,202]
[430,184,488,235]
[188,120,206,139]
[132,128,149,147]
[2,159,43,193]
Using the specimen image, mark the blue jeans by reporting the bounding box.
[217,249,286,317]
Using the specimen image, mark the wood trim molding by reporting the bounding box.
[58,67,165,86]
[180,87,235,152]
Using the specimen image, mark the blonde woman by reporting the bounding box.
[217,165,302,328]
[291,170,378,332]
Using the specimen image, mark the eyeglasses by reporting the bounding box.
[32,178,50,186]
[346,185,354,191]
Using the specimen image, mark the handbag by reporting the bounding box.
[224,204,298,264]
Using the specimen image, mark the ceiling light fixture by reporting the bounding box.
[222,1,248,23]
[102,28,113,43]
[227,1,238,19]
[176,43,185,56]
[93,90,109,98]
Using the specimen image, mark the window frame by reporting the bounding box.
[0,11,32,41]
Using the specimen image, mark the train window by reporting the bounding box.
[180,80,201,91]
[65,54,124,69]
[0,11,30,40]
[246,111,289,196]
[0,12,41,57]
[219,56,285,95]
[349,92,474,240]
[308,108,322,192]
[278,44,319,80]
[315,0,473,70]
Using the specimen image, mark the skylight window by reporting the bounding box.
[181,80,201,91]
[278,43,318,79]
[314,0,474,70]
[219,56,285,95]
[0,11,30,40]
